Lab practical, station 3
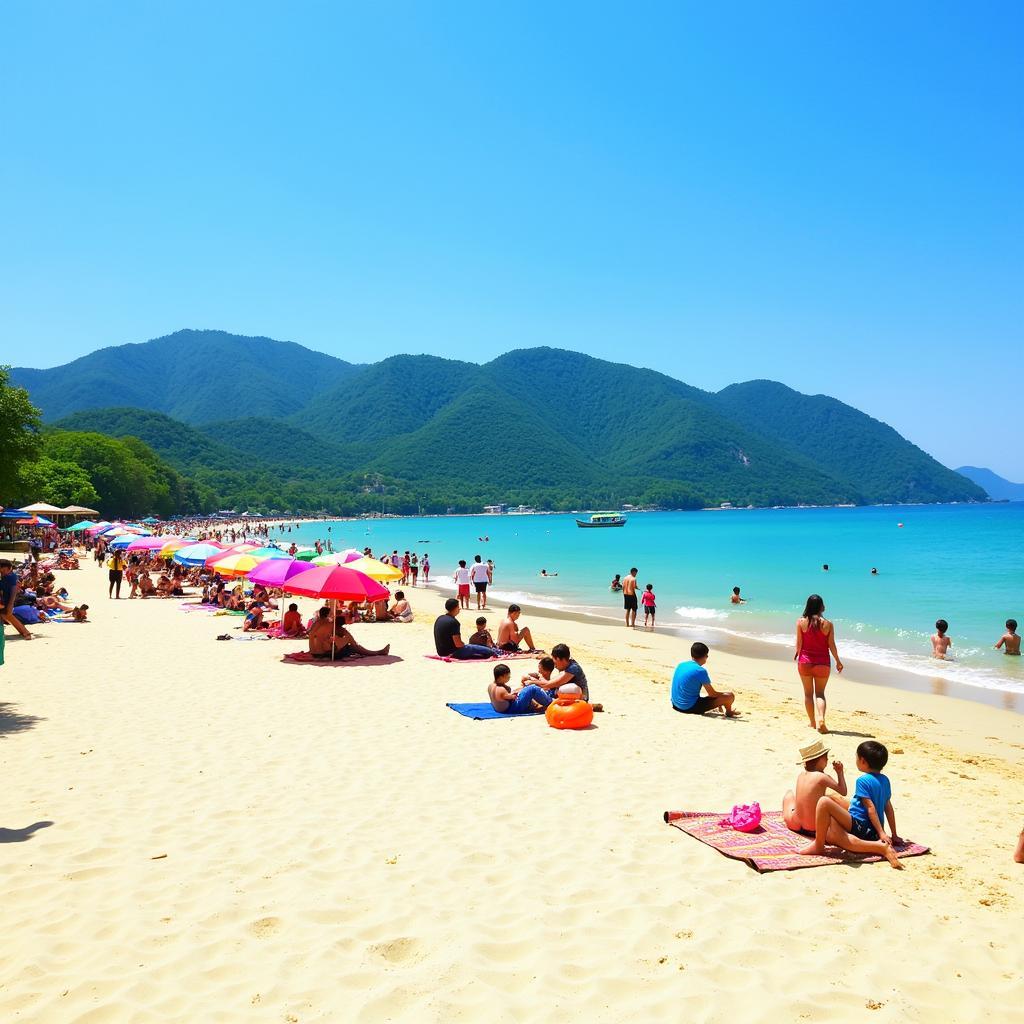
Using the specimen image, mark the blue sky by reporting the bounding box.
[2,3,1022,476]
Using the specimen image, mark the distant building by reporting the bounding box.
[483,504,508,514]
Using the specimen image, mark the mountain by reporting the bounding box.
[955,466,1024,501]
[11,329,361,423]
[17,330,988,513]
[712,380,986,504]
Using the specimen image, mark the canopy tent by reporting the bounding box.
[61,505,100,516]
[19,502,66,514]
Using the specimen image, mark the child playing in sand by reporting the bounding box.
[995,619,1020,656]
[488,664,553,715]
[642,584,656,630]
[783,738,847,834]
[468,616,495,648]
[521,655,555,689]
[798,740,903,869]
[931,619,952,659]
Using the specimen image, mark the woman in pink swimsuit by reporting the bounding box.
[795,594,843,733]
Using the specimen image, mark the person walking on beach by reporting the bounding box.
[453,560,472,609]
[795,594,842,733]
[642,584,656,630]
[470,554,490,610]
[107,548,126,599]
[0,559,33,641]
[622,567,639,628]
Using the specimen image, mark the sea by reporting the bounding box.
[278,504,1024,709]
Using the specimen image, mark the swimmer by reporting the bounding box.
[539,568,558,577]
[822,563,829,572]
[870,567,878,575]
[931,619,952,659]
[730,586,746,604]
[995,619,1021,656]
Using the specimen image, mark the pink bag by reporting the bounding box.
[719,802,762,832]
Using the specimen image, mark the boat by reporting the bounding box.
[575,511,627,528]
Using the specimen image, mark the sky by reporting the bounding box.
[2,2,1022,476]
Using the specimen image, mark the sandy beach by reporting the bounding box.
[2,562,1022,1023]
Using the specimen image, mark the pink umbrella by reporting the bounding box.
[126,535,173,551]
[247,558,317,588]
[282,564,390,602]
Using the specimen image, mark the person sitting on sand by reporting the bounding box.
[433,598,494,659]
[281,603,305,637]
[931,619,952,659]
[138,572,157,598]
[995,619,1020,656]
[243,602,265,631]
[783,738,848,835]
[496,605,540,653]
[730,586,746,604]
[521,656,555,689]
[548,643,598,706]
[1,559,33,641]
[1016,826,1024,864]
[798,740,903,869]
[671,642,739,717]
[387,591,413,622]
[307,608,390,660]
[468,616,495,648]
[488,663,553,715]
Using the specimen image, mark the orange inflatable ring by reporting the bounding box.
[545,697,594,730]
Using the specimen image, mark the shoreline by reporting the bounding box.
[420,579,1023,715]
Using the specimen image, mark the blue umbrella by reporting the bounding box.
[0,508,28,519]
[172,542,225,567]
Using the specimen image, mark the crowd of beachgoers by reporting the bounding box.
[3,516,1022,868]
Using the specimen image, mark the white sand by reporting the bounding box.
[1,563,1022,1022]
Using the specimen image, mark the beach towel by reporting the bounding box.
[665,810,929,873]
[426,651,539,663]
[281,650,400,666]
[179,602,220,612]
[445,702,543,720]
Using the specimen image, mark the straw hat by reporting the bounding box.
[797,738,830,764]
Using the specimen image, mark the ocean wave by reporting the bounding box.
[674,606,728,621]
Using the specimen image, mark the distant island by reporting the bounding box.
[955,466,1024,502]
[7,329,987,516]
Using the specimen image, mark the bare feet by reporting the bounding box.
[817,722,829,734]
[725,709,741,718]
[798,841,825,857]
[882,844,904,869]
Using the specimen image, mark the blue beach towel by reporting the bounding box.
[445,702,544,721]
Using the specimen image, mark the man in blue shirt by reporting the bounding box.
[671,642,739,716]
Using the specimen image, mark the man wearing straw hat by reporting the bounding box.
[783,737,848,835]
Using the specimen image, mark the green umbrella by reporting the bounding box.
[294,548,318,561]
[65,520,96,531]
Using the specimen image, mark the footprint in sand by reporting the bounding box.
[370,937,423,964]
[250,917,281,938]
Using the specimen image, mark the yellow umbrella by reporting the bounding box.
[338,555,403,582]
[210,551,287,578]
[159,536,195,557]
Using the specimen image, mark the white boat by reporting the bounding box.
[575,511,627,528]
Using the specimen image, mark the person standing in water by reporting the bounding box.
[622,567,639,628]
[795,594,843,734]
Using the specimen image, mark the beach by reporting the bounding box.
[2,564,1022,1023]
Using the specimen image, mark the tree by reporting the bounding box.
[0,365,42,504]
[17,456,101,508]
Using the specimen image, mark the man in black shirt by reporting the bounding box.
[433,598,494,659]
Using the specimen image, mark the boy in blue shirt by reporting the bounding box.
[671,642,739,717]
[798,740,904,869]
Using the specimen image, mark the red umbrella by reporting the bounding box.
[282,564,390,602]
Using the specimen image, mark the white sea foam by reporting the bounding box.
[673,606,729,621]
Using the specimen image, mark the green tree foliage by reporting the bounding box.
[16,456,101,508]
[0,365,42,504]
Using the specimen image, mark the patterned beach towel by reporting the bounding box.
[665,810,929,873]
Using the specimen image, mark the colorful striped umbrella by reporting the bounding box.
[173,542,226,566]
[282,564,390,602]
[246,558,314,588]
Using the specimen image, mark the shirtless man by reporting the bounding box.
[307,608,390,660]
[496,604,540,653]
[730,586,746,604]
[622,567,639,628]
[783,739,848,834]
[995,618,1021,656]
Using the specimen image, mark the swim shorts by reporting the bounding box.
[499,641,520,652]
[645,605,656,615]
[623,594,638,611]
[849,816,879,842]
[673,696,715,715]
[458,584,470,597]
[474,582,487,593]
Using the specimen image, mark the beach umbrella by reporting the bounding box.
[140,517,161,524]
[173,542,226,566]
[126,535,170,552]
[0,508,29,519]
[108,534,140,549]
[65,520,96,532]
[282,564,390,603]
[15,515,55,527]
[205,549,290,578]
[159,537,196,557]
[247,557,315,588]
[336,555,403,582]
[85,521,113,534]
[294,548,319,561]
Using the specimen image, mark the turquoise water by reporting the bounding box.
[276,505,1024,701]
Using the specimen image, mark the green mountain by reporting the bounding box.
[19,330,987,514]
[712,381,986,503]
[11,329,361,423]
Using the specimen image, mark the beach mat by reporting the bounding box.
[666,810,929,873]
[426,652,538,663]
[446,702,543,720]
